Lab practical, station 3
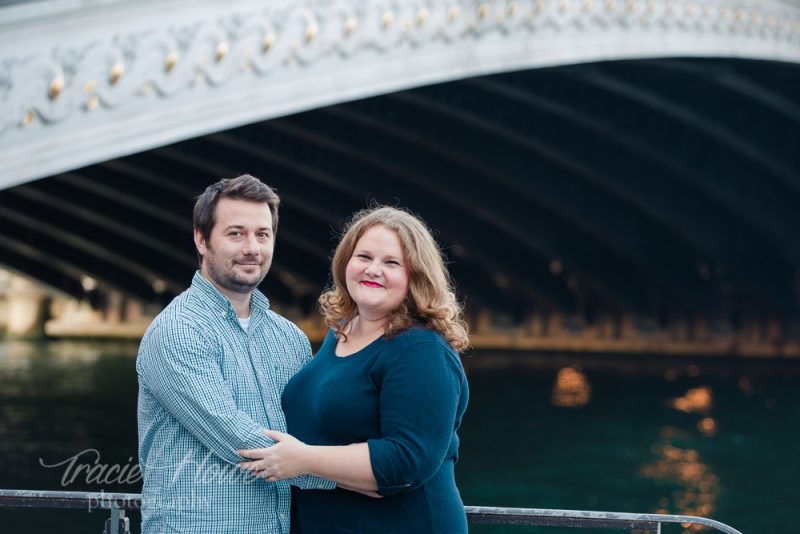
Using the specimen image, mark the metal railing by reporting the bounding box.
[0,489,743,533]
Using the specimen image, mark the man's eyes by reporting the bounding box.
[226,231,270,240]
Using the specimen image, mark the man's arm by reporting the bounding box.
[139,320,274,465]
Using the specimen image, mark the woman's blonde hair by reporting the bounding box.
[318,206,470,352]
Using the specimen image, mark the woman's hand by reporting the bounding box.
[238,429,311,481]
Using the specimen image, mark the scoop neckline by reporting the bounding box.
[331,333,386,359]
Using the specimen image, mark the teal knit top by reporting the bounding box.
[282,327,469,533]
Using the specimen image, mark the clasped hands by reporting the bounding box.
[238,429,308,482]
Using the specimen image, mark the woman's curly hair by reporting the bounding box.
[318,206,470,352]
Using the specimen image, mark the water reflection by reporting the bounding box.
[0,341,137,398]
[0,341,140,493]
[0,341,37,372]
[697,417,717,437]
[642,383,722,531]
[550,366,591,408]
[2,342,797,534]
[641,433,720,532]
[669,386,713,414]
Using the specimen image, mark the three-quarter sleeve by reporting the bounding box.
[138,320,274,465]
[367,340,464,497]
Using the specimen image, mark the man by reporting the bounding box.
[137,175,330,534]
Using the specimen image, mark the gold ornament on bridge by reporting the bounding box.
[305,23,318,43]
[165,51,179,73]
[448,6,460,21]
[110,62,124,85]
[508,2,518,16]
[382,11,394,29]
[215,41,229,62]
[23,111,35,126]
[262,33,275,52]
[344,17,357,36]
[49,76,64,100]
[478,3,490,19]
[417,8,429,26]
[86,95,99,111]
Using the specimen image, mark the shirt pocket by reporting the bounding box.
[219,350,257,404]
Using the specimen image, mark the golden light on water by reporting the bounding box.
[698,417,717,436]
[641,439,720,530]
[670,386,712,413]
[551,366,592,407]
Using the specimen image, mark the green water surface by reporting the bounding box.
[1,340,797,533]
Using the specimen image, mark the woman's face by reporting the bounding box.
[345,225,410,322]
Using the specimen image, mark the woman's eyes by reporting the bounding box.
[355,254,401,266]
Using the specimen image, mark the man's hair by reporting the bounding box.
[193,174,280,263]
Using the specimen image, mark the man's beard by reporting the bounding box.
[205,255,270,294]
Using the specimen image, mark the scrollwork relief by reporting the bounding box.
[0,0,798,138]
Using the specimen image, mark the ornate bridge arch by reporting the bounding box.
[1,0,799,347]
[2,0,798,186]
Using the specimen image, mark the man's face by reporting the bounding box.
[194,198,274,296]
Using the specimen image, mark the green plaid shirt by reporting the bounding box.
[137,272,331,533]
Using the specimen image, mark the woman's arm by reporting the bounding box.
[238,430,380,495]
[239,339,465,498]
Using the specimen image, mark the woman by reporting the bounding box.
[239,206,470,533]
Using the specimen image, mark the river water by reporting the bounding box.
[1,340,797,533]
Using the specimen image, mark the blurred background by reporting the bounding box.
[2,0,799,532]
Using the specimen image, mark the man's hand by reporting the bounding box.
[238,429,310,481]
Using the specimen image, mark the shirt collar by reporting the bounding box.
[191,271,271,319]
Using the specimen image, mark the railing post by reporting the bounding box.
[104,509,129,534]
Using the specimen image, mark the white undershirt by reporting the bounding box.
[237,315,251,331]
